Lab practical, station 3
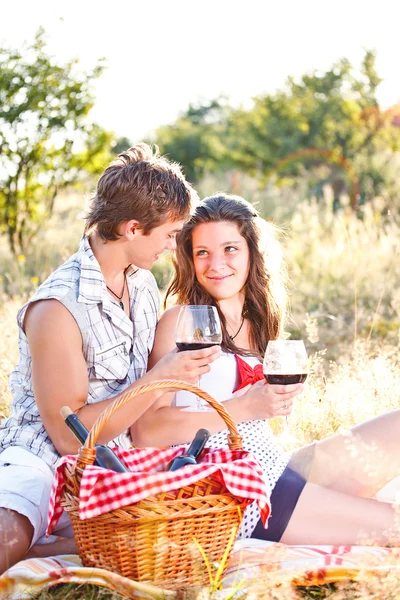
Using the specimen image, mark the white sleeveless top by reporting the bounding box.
[174,352,291,537]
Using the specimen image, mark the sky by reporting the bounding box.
[1,0,399,142]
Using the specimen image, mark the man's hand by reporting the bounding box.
[149,345,221,384]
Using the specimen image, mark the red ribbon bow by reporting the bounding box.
[233,354,265,393]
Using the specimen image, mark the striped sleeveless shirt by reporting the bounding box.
[0,236,160,468]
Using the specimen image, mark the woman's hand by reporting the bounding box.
[241,380,304,420]
[148,345,221,384]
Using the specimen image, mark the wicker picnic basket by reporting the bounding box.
[60,380,251,590]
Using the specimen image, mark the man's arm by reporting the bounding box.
[25,300,220,455]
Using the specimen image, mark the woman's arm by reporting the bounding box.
[133,305,243,446]
[131,381,302,446]
[131,306,303,447]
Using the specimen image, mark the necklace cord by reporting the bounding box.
[105,266,133,308]
[106,274,126,301]
[229,314,245,341]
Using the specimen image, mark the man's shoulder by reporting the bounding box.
[17,251,83,328]
[32,251,82,302]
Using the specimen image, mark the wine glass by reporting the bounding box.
[263,340,308,447]
[175,305,222,351]
[175,305,222,408]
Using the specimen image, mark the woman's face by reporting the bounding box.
[191,220,250,302]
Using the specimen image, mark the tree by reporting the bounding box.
[0,28,114,255]
[153,51,400,212]
[155,99,230,183]
[112,136,134,155]
[228,51,400,210]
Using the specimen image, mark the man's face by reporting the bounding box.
[130,219,185,269]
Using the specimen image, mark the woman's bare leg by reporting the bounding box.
[0,508,34,574]
[281,481,400,546]
[304,409,400,498]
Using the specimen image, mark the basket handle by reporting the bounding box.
[77,379,243,469]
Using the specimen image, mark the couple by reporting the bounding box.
[1,144,400,573]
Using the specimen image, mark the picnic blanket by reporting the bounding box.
[1,539,399,599]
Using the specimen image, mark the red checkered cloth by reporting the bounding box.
[47,446,270,535]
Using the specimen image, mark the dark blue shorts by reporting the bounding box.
[251,465,307,542]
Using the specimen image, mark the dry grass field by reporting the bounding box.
[1,193,400,598]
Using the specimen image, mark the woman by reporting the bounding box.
[132,193,400,546]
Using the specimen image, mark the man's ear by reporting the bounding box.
[122,220,141,239]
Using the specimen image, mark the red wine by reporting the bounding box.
[60,406,130,473]
[264,374,308,385]
[176,342,219,351]
[168,429,210,471]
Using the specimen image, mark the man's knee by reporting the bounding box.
[0,507,34,574]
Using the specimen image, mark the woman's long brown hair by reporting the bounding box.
[165,194,287,359]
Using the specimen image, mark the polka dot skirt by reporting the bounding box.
[206,419,291,538]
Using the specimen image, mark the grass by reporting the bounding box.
[1,193,400,597]
[286,201,400,361]
[8,575,400,599]
[25,584,128,600]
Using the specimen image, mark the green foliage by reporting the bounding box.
[155,98,231,182]
[112,136,134,155]
[229,51,400,206]
[0,28,114,255]
[154,51,400,212]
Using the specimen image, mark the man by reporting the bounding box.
[0,143,220,572]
